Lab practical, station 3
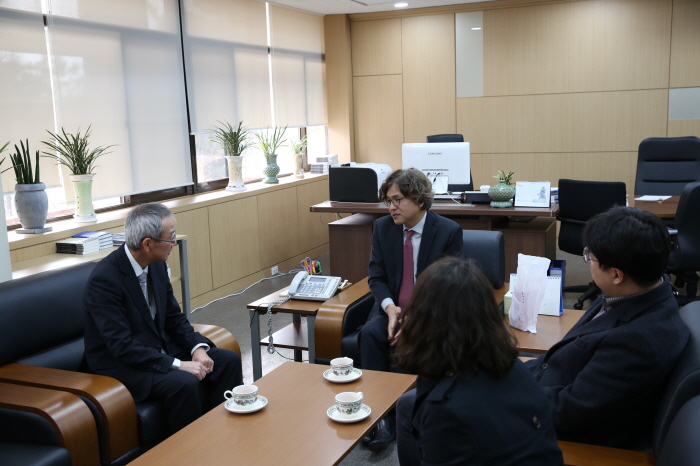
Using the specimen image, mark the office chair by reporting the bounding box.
[635,136,700,196]
[667,181,700,304]
[426,133,473,191]
[557,179,626,309]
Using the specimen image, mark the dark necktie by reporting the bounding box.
[398,230,415,309]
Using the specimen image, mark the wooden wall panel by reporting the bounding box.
[207,197,261,289]
[353,75,404,168]
[257,187,300,268]
[173,208,212,298]
[351,19,402,76]
[402,14,456,143]
[457,89,668,154]
[470,152,638,194]
[484,0,672,96]
[668,120,700,138]
[324,15,355,163]
[670,0,700,88]
[296,179,330,252]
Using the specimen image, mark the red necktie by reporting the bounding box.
[398,230,415,309]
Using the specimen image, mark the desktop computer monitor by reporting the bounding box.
[401,142,471,193]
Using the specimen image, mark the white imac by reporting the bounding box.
[401,142,471,193]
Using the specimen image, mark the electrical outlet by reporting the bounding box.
[271,266,279,276]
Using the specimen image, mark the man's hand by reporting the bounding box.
[386,304,401,343]
[192,347,214,373]
[178,361,207,381]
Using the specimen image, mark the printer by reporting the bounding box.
[329,162,392,203]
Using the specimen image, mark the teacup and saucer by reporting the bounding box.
[323,357,362,383]
[224,384,268,414]
[327,391,371,423]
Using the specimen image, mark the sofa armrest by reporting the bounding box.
[558,440,656,466]
[315,278,371,360]
[0,382,100,466]
[0,363,138,463]
[193,324,241,356]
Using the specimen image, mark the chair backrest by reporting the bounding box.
[426,134,464,143]
[656,394,700,466]
[635,136,700,196]
[0,262,97,370]
[557,179,627,256]
[652,301,700,452]
[669,181,700,270]
[462,230,505,289]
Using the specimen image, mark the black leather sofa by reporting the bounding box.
[0,262,240,466]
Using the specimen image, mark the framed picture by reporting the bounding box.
[514,181,552,207]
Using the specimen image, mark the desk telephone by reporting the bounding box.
[287,271,341,301]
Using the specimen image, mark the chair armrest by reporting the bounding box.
[0,381,100,466]
[315,278,371,360]
[558,440,656,466]
[193,324,241,356]
[0,363,138,463]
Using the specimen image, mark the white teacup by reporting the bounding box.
[335,391,363,417]
[331,357,354,377]
[224,384,258,406]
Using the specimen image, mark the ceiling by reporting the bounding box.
[263,0,499,16]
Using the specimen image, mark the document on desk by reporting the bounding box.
[634,195,672,201]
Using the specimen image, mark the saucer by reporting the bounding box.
[323,368,362,383]
[225,395,268,414]
[327,404,371,423]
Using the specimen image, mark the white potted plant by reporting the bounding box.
[210,120,251,192]
[42,126,114,223]
[255,126,287,184]
[8,140,51,233]
[290,135,308,180]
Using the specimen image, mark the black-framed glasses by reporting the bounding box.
[383,197,406,207]
[148,236,177,245]
[582,247,598,263]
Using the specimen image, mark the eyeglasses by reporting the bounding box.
[383,197,406,207]
[582,247,598,264]
[148,236,177,245]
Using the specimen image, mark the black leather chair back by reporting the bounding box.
[656,394,700,466]
[635,136,700,196]
[462,230,505,289]
[668,181,700,271]
[0,262,96,369]
[652,301,700,452]
[557,179,627,256]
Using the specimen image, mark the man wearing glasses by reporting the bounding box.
[361,168,463,451]
[526,206,689,451]
[83,203,242,435]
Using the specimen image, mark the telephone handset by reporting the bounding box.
[285,271,341,301]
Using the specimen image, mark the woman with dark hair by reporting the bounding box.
[394,257,563,466]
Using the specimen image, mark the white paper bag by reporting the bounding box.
[509,254,551,333]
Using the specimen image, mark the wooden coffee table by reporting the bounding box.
[127,361,417,466]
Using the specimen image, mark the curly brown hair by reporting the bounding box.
[379,168,434,210]
[394,257,518,379]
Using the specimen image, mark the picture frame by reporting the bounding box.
[514,181,552,208]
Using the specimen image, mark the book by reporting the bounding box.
[72,231,114,249]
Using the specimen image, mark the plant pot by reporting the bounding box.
[263,153,280,184]
[14,183,49,231]
[488,180,515,208]
[225,155,246,192]
[70,174,97,222]
[293,153,304,179]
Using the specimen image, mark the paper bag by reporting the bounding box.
[509,254,551,333]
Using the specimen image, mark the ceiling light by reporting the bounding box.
[471,27,482,31]
[395,2,408,8]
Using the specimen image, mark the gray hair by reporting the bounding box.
[125,203,174,250]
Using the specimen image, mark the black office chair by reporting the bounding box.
[340,230,506,367]
[635,136,700,196]
[656,395,700,466]
[557,179,627,309]
[667,181,700,304]
[426,134,473,191]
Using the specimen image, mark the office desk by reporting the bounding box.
[632,196,679,218]
[311,201,558,282]
[508,309,585,353]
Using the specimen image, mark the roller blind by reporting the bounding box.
[181,0,271,132]
[45,0,191,200]
[269,5,326,128]
[0,5,61,193]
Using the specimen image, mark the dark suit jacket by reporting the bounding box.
[368,209,462,312]
[525,275,689,451]
[83,246,208,402]
[410,361,563,466]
